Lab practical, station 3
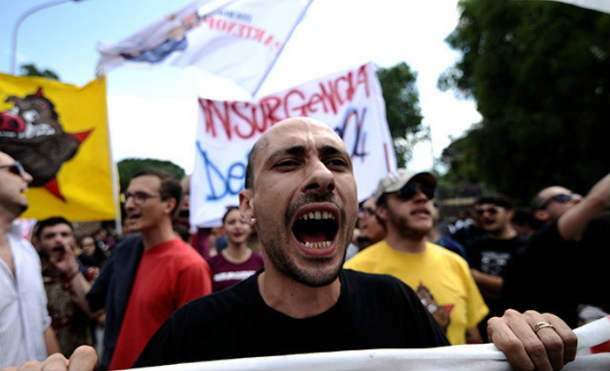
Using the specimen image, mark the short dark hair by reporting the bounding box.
[131,168,182,218]
[475,195,513,210]
[245,140,264,189]
[222,206,240,224]
[35,216,73,239]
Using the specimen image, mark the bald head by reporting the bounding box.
[245,117,344,189]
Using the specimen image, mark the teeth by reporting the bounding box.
[299,211,335,221]
[304,241,332,249]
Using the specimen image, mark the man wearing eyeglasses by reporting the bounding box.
[345,169,489,345]
[0,151,61,368]
[503,174,610,327]
[44,168,213,370]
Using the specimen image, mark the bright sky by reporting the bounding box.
[0,0,482,174]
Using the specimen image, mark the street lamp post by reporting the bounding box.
[10,0,84,75]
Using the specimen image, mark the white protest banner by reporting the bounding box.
[96,0,312,96]
[128,316,610,371]
[191,62,396,227]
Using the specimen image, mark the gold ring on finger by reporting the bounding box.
[533,321,555,334]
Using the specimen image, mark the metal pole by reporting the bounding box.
[10,0,79,75]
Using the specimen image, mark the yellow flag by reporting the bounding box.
[0,73,116,221]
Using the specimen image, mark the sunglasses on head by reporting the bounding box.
[0,161,26,178]
[538,193,573,209]
[475,206,499,216]
[396,183,435,202]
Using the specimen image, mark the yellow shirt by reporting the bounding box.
[345,240,488,344]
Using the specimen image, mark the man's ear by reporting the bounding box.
[375,204,387,222]
[239,189,255,222]
[533,209,549,223]
[165,197,177,216]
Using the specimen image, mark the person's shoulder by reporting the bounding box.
[111,234,143,254]
[428,242,470,269]
[344,240,386,266]
[7,231,40,262]
[341,268,411,291]
[176,272,258,316]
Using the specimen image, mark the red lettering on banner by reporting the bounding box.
[199,65,373,141]
[204,16,280,51]
[252,28,265,42]
[198,98,232,140]
[260,96,283,124]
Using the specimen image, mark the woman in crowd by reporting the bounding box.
[207,206,263,292]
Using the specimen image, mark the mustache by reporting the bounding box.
[285,192,343,227]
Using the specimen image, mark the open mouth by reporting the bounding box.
[127,213,142,222]
[411,208,431,217]
[292,209,339,250]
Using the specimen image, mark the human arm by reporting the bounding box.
[48,244,98,317]
[558,172,610,240]
[470,268,503,299]
[488,309,577,370]
[43,326,60,356]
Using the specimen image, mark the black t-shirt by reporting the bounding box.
[503,214,609,327]
[467,235,528,277]
[134,269,449,367]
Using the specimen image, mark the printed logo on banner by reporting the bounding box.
[191,63,397,228]
[0,87,92,200]
[0,73,115,221]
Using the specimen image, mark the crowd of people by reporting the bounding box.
[1,116,607,370]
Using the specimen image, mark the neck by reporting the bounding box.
[140,219,177,250]
[0,211,15,238]
[426,227,440,244]
[257,263,341,319]
[385,229,428,253]
[222,243,251,264]
[492,226,517,240]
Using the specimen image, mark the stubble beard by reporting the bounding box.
[388,209,430,240]
[258,192,352,287]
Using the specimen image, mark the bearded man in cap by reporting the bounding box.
[345,169,488,345]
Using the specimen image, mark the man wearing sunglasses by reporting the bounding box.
[504,174,610,327]
[44,168,213,370]
[466,196,528,340]
[531,186,582,225]
[345,169,488,345]
[0,151,61,368]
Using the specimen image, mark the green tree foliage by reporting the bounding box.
[117,158,185,192]
[439,0,609,203]
[377,62,425,168]
[19,63,60,80]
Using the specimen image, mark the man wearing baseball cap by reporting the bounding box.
[345,169,488,345]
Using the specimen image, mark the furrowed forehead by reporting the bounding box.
[251,118,348,173]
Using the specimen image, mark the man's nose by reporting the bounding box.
[22,170,33,184]
[303,158,335,193]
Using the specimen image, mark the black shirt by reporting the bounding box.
[503,215,609,327]
[134,269,449,367]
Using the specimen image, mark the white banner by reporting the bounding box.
[96,0,312,96]
[128,316,610,371]
[191,62,396,227]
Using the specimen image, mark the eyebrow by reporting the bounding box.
[265,144,349,164]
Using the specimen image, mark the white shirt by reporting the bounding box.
[0,223,51,368]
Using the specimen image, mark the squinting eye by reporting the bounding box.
[327,158,348,168]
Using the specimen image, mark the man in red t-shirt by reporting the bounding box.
[47,169,212,370]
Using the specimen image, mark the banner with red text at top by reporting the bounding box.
[0,73,116,221]
[190,63,396,228]
[96,0,312,97]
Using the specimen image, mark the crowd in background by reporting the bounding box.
[1,143,608,370]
